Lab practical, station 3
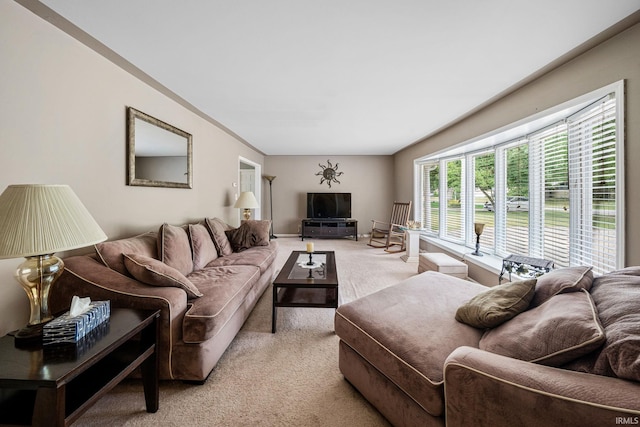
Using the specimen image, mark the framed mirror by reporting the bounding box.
[127,107,193,188]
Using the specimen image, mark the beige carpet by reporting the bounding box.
[75,237,418,426]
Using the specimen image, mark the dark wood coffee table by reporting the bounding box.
[272,250,338,333]
[0,308,159,426]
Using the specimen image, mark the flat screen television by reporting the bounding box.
[306,192,352,219]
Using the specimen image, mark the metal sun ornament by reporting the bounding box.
[316,159,344,187]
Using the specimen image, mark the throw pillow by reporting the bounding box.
[225,220,271,252]
[123,253,202,299]
[94,232,157,276]
[530,266,593,307]
[563,271,640,381]
[188,223,218,270]
[455,279,536,329]
[158,223,193,276]
[480,290,605,366]
[204,217,233,256]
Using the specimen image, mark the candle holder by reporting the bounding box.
[472,222,485,256]
[307,252,314,266]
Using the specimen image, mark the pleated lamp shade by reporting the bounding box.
[233,191,260,209]
[0,184,107,258]
[234,191,259,220]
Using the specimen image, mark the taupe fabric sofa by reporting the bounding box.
[335,268,640,426]
[51,218,277,382]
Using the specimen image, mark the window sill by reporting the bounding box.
[420,236,505,277]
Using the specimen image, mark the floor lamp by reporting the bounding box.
[264,175,277,239]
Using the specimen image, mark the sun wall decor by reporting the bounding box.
[316,159,344,188]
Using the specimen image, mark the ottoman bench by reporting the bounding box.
[334,272,485,426]
[418,252,468,279]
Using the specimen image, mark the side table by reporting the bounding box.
[0,308,160,426]
[498,254,554,284]
[401,228,423,263]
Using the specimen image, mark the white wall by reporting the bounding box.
[0,2,264,335]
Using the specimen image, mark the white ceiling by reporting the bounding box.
[35,0,640,155]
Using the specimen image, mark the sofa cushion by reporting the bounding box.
[188,223,218,270]
[95,231,157,276]
[225,220,271,252]
[158,223,193,276]
[531,266,593,307]
[455,279,536,329]
[480,290,605,366]
[206,242,278,274]
[564,269,640,381]
[123,253,203,299]
[204,217,233,256]
[335,272,486,417]
[182,265,261,343]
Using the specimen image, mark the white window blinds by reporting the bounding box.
[567,94,618,273]
[529,123,570,266]
[444,159,464,242]
[420,163,439,233]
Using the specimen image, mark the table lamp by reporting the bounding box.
[234,191,259,220]
[0,184,107,343]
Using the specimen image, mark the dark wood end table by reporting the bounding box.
[272,251,338,333]
[0,308,160,426]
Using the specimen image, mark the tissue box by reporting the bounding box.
[43,300,110,345]
[44,320,111,361]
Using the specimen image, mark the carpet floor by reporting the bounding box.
[74,237,418,426]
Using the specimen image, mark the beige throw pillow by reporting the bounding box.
[564,271,640,381]
[158,223,194,276]
[94,232,157,276]
[480,290,605,366]
[188,223,218,270]
[455,279,536,329]
[531,266,593,307]
[123,253,202,299]
[204,217,234,256]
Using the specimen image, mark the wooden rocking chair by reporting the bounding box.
[368,201,412,252]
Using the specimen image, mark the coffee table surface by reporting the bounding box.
[274,250,338,286]
[272,251,338,333]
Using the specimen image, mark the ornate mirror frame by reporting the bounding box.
[127,107,193,189]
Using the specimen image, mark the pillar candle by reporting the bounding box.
[306,242,314,253]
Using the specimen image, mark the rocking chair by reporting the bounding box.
[368,201,412,252]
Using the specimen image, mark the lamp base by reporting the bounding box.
[242,209,252,220]
[13,322,47,345]
[13,254,63,344]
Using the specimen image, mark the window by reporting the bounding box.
[473,152,495,252]
[445,159,463,241]
[419,163,439,233]
[415,82,624,275]
[503,143,530,256]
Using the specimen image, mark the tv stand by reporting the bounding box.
[301,219,358,241]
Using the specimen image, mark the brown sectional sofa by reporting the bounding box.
[335,268,640,426]
[50,218,277,382]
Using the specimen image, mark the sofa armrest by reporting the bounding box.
[51,255,188,315]
[50,255,189,380]
[444,346,640,427]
